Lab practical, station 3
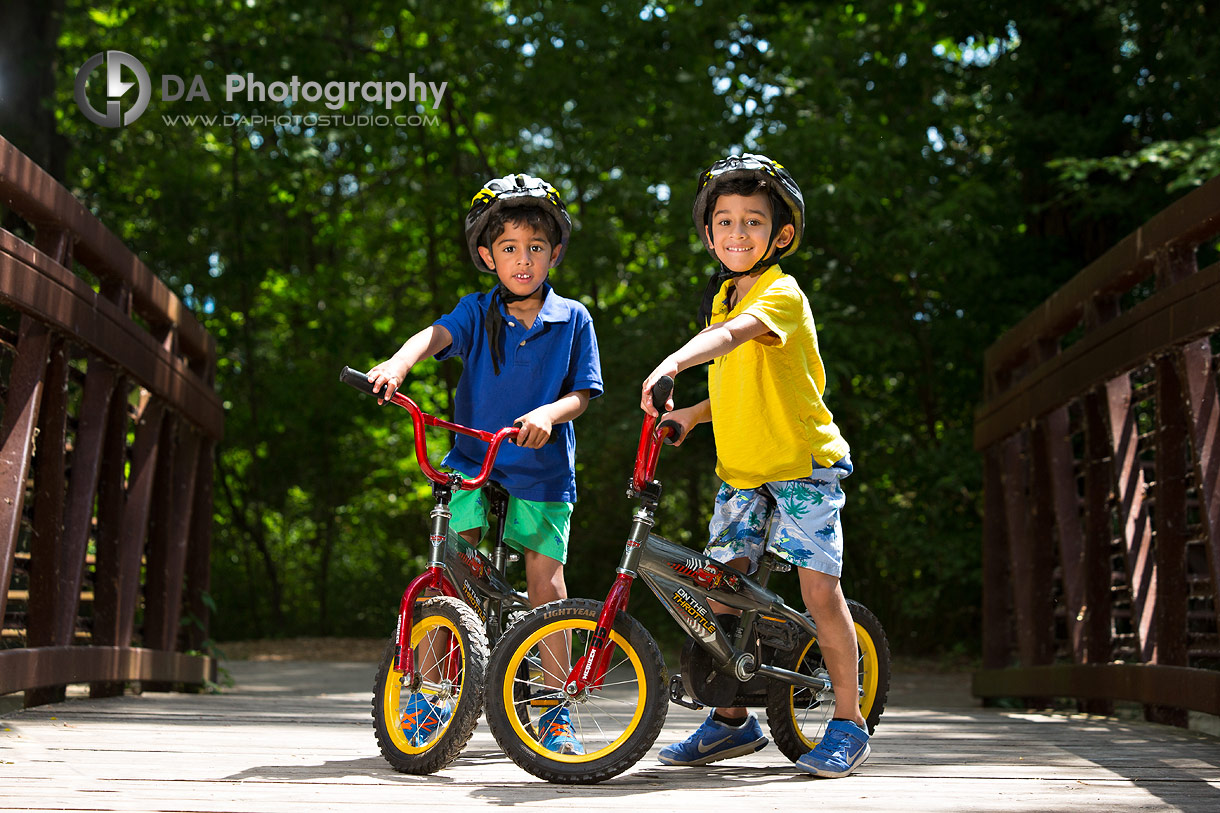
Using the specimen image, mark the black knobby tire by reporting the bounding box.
[765,598,891,763]
[484,598,669,784]
[371,596,489,774]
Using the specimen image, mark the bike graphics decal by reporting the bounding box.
[670,557,742,593]
[672,587,716,636]
[461,580,487,622]
[457,550,486,579]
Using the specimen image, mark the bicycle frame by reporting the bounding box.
[340,367,532,681]
[564,381,832,700]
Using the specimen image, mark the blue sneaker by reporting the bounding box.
[538,706,584,755]
[795,719,870,778]
[400,693,450,746]
[657,712,768,766]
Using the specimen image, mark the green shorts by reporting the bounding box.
[449,487,572,565]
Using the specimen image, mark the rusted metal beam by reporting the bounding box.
[981,175,1220,392]
[183,439,215,653]
[0,136,212,366]
[1101,373,1156,663]
[975,258,1220,450]
[50,357,118,645]
[982,445,1012,670]
[1176,338,1220,638]
[0,646,215,695]
[1002,431,1055,673]
[972,663,1220,717]
[0,316,52,626]
[1035,406,1087,662]
[0,230,222,440]
[145,419,201,652]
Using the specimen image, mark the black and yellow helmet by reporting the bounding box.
[464,173,572,274]
[691,153,805,263]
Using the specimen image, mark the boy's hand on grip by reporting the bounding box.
[641,361,678,416]
[367,360,410,405]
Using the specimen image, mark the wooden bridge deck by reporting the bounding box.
[3,661,1219,812]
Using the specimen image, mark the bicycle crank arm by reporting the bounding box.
[752,663,833,693]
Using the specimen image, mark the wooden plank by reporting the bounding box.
[0,316,52,627]
[2,662,1219,812]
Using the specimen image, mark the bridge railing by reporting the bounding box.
[0,135,220,706]
[972,175,1220,725]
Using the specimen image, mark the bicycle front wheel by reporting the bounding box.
[765,598,891,763]
[484,598,668,784]
[371,596,489,774]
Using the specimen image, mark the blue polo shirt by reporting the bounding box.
[433,283,603,502]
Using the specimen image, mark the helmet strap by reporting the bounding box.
[485,284,535,375]
[696,219,784,326]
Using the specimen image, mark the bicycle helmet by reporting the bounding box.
[464,173,572,273]
[691,153,805,264]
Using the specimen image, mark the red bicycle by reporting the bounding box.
[340,366,534,774]
[482,376,891,783]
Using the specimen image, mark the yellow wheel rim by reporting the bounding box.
[383,614,463,754]
[500,618,647,763]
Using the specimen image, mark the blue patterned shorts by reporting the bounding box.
[705,456,852,578]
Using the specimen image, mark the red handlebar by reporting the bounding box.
[340,366,518,490]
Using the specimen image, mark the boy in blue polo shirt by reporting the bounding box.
[368,173,603,755]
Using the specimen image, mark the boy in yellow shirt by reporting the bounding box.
[640,153,868,778]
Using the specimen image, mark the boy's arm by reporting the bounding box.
[659,398,711,448]
[368,324,454,404]
[640,314,770,415]
[514,389,592,449]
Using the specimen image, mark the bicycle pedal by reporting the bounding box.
[668,673,704,710]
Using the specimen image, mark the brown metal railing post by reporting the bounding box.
[24,334,68,707]
[0,316,52,626]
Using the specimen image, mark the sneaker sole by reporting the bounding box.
[658,737,768,767]
[795,742,871,778]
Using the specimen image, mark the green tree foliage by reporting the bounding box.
[40,0,1219,654]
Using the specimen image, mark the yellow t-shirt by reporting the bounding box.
[707,266,850,488]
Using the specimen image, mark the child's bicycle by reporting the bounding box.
[340,366,536,774]
[483,376,891,784]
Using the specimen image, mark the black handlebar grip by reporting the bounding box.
[650,376,674,414]
[657,418,685,445]
[340,366,379,397]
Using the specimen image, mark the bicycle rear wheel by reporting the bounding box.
[484,598,668,784]
[371,596,489,774]
[765,598,890,763]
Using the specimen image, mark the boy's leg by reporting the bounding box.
[794,566,871,777]
[523,549,572,696]
[797,568,866,729]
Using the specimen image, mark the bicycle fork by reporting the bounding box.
[394,483,462,681]
[562,500,656,696]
